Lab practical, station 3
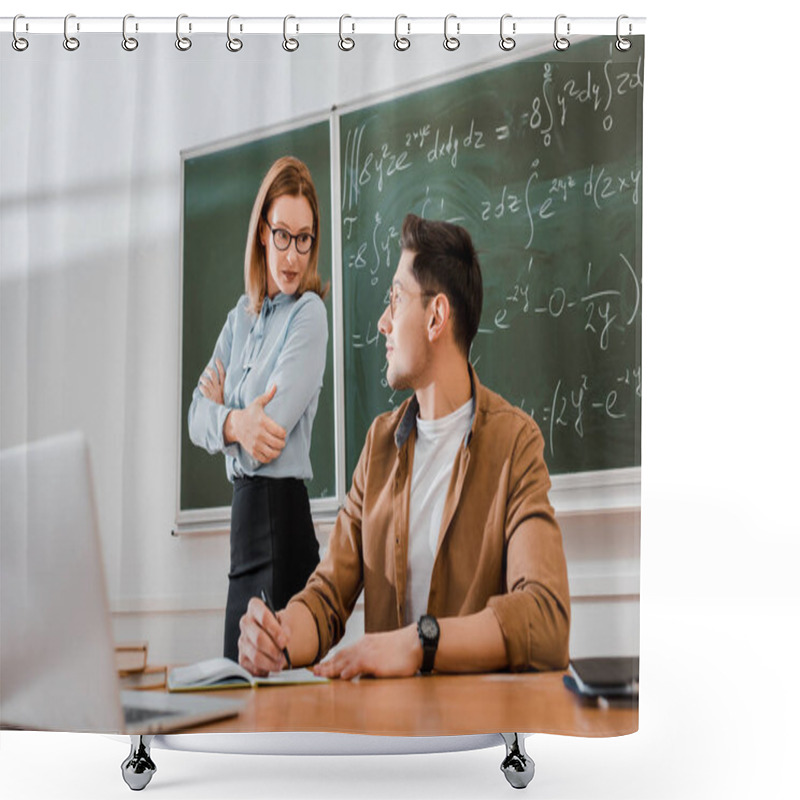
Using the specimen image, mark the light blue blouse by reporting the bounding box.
[188,291,328,482]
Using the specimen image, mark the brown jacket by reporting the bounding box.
[292,368,570,671]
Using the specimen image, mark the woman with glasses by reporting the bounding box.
[188,156,328,662]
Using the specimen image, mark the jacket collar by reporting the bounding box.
[394,363,480,450]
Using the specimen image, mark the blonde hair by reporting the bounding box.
[243,156,328,315]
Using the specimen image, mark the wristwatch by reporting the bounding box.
[417,614,440,674]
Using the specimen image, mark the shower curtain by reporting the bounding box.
[1,18,643,744]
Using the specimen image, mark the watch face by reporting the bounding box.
[419,616,438,640]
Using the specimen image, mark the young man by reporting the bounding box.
[238,214,570,679]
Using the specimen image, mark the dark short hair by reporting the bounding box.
[400,214,483,356]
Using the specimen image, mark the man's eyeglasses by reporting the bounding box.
[387,284,435,319]
[263,220,315,255]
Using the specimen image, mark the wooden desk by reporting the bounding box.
[180,671,637,737]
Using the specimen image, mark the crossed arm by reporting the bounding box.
[193,296,327,465]
[199,359,286,464]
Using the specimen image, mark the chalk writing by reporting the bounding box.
[530,367,641,458]
[402,118,486,169]
[342,123,411,212]
[490,254,640,352]
[340,37,644,475]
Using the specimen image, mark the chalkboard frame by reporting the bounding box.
[175,110,346,533]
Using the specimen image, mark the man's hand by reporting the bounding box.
[238,596,291,676]
[312,625,423,681]
[199,359,225,405]
[224,385,286,463]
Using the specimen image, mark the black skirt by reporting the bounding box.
[223,475,320,661]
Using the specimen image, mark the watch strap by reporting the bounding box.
[417,615,440,674]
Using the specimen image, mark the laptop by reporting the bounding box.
[0,431,242,734]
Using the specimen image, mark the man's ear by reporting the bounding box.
[427,293,450,342]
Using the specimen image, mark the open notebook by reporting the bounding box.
[0,431,242,734]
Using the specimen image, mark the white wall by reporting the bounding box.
[1,30,638,667]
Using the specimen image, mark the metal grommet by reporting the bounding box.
[443,14,460,51]
[226,15,243,52]
[394,15,410,51]
[176,14,192,51]
[12,15,29,52]
[500,14,516,51]
[63,13,80,51]
[339,14,355,51]
[616,15,632,51]
[283,15,299,52]
[553,14,570,51]
[122,14,138,51]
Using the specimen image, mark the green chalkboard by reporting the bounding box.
[340,37,643,483]
[180,118,335,517]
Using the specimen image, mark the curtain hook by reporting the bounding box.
[394,15,410,51]
[500,14,516,51]
[226,15,243,52]
[616,15,632,51]
[12,15,29,52]
[283,15,299,52]
[339,14,355,51]
[176,14,192,51]
[443,14,460,51]
[122,14,139,51]
[63,13,80,51]
[554,14,570,51]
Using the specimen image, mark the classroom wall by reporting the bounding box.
[0,34,638,666]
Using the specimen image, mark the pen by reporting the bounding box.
[260,590,293,670]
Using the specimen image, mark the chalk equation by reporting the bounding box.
[489,159,641,250]
[523,56,643,147]
[343,212,401,287]
[341,50,643,213]
[533,368,641,459]
[483,253,640,352]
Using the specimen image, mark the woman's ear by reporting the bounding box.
[258,218,268,248]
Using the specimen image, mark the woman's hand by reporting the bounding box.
[199,359,226,405]
[223,385,287,463]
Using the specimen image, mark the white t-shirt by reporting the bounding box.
[405,398,473,625]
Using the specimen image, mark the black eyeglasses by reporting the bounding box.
[264,221,315,255]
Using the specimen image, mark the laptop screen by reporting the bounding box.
[1,432,125,732]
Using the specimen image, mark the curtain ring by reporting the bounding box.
[226,15,243,52]
[283,15,299,52]
[394,15,410,51]
[499,14,516,51]
[12,15,29,52]
[122,14,138,51]
[553,14,570,51]
[443,14,460,51]
[339,15,355,51]
[616,15,632,51]
[175,14,192,51]
[63,13,80,51]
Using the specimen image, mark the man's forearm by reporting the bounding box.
[283,601,321,667]
[435,608,508,673]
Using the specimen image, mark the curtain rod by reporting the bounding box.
[2,15,646,38]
